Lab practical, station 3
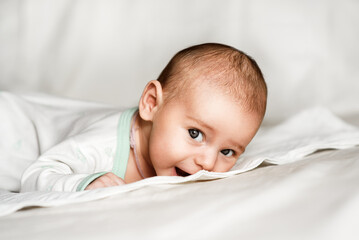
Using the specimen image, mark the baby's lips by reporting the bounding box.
[175,167,191,177]
[171,167,179,176]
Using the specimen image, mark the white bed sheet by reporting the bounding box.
[0,147,358,240]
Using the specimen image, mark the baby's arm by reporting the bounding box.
[21,134,120,192]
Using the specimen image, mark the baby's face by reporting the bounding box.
[148,81,263,177]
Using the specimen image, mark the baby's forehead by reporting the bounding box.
[180,68,237,95]
[172,76,238,105]
[178,62,235,86]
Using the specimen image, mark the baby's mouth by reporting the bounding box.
[175,167,190,177]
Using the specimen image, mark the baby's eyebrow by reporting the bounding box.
[228,142,245,153]
[186,115,215,132]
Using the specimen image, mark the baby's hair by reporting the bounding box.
[157,43,267,116]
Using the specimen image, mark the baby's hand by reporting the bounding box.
[85,172,126,190]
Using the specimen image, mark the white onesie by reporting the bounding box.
[0,91,136,192]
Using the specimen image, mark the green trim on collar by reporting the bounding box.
[112,107,138,179]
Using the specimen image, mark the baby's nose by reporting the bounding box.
[195,150,217,171]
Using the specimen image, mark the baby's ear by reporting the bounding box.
[139,80,163,121]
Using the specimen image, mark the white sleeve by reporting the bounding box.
[20,129,116,192]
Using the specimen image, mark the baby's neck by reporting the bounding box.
[134,116,156,177]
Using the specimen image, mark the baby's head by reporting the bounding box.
[157,43,267,116]
[138,43,267,177]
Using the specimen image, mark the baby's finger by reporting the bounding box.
[85,179,105,190]
[85,173,125,190]
[106,172,126,185]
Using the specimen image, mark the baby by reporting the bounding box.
[17,43,267,192]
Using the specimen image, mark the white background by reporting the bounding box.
[1,0,358,124]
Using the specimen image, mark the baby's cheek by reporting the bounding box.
[213,158,237,172]
[150,133,186,167]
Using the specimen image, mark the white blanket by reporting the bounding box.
[1,107,359,217]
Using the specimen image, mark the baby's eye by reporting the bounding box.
[188,129,203,142]
[221,149,234,157]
